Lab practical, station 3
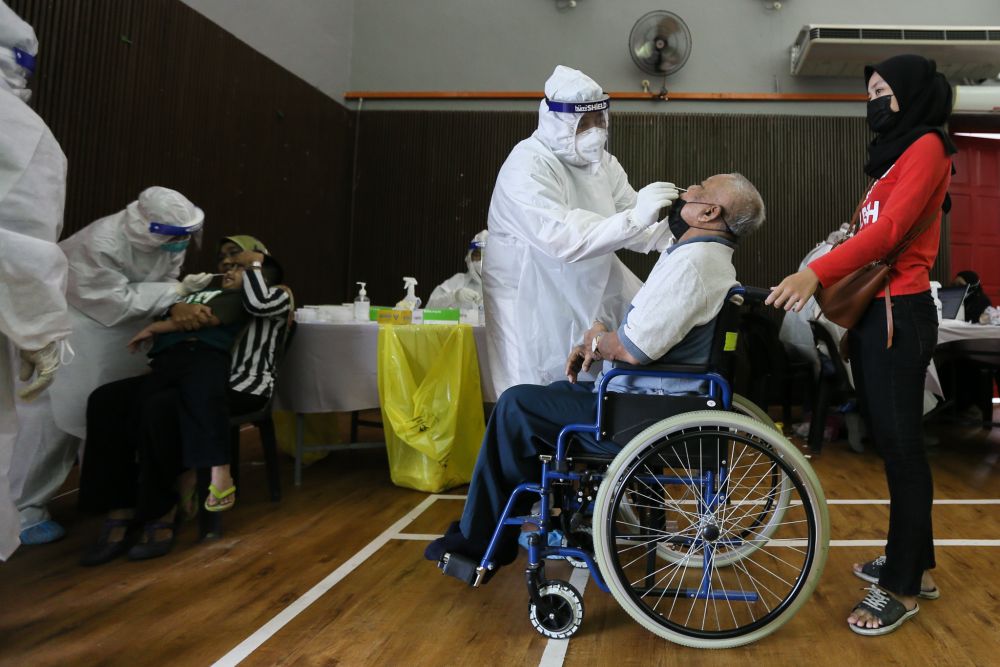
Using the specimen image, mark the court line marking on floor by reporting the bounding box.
[538,567,590,667]
[212,494,440,667]
[216,489,1000,667]
[433,495,1000,505]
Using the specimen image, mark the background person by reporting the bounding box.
[952,270,991,324]
[766,54,956,636]
[0,0,72,560]
[426,230,488,310]
[484,65,680,396]
[10,187,210,545]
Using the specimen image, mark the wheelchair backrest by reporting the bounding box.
[601,286,770,447]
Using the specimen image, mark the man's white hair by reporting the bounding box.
[722,172,765,237]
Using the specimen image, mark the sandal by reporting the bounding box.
[127,520,177,561]
[848,586,919,636]
[79,518,134,567]
[853,556,940,599]
[204,483,236,512]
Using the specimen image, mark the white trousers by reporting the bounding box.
[0,338,22,560]
[9,390,79,529]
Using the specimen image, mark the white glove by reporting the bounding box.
[176,272,214,296]
[455,287,482,306]
[17,341,62,402]
[633,182,680,228]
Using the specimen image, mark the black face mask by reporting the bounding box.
[867,95,898,134]
[667,200,689,240]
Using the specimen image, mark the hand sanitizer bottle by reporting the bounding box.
[354,281,370,321]
[395,277,422,310]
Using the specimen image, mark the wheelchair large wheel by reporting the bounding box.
[593,411,828,648]
[620,395,792,568]
[731,393,776,430]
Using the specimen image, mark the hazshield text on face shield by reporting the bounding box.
[575,127,607,163]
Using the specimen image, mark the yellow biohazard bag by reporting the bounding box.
[377,324,485,492]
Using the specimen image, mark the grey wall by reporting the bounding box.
[180,0,354,100]
[349,0,1000,113]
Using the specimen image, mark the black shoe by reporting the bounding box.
[424,521,518,567]
[425,521,476,562]
[80,518,134,567]
[126,520,176,561]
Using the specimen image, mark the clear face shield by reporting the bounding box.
[149,220,203,254]
[545,97,610,163]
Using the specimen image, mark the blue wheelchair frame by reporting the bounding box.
[473,288,758,604]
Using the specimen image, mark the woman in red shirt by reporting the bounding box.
[767,54,956,636]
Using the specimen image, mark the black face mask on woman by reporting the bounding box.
[867,95,898,133]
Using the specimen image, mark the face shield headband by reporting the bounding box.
[149,220,204,236]
[544,97,609,114]
[12,47,35,75]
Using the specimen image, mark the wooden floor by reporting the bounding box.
[1,409,998,666]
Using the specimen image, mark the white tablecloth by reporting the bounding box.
[275,322,495,413]
[926,320,1000,397]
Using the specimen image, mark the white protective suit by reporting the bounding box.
[10,188,203,534]
[426,230,488,310]
[483,66,673,395]
[47,187,204,438]
[0,3,71,560]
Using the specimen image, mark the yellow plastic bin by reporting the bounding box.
[377,324,485,492]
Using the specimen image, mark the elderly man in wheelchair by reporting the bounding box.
[426,173,829,648]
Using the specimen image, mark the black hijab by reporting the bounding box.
[863,55,957,206]
[955,270,992,323]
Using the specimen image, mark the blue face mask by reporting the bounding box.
[161,238,190,253]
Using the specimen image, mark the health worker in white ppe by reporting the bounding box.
[484,65,679,395]
[10,187,211,545]
[0,0,72,560]
[426,230,488,310]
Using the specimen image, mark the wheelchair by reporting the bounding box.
[438,286,830,649]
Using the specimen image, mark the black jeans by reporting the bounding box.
[849,292,938,597]
[79,343,266,521]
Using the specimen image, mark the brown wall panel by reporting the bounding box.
[352,110,952,305]
[9,0,355,307]
[9,0,951,309]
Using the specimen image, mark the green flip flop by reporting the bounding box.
[204,483,236,512]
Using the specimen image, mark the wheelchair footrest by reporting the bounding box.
[438,553,490,587]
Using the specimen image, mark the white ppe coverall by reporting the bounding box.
[426,230,488,310]
[11,188,203,531]
[483,66,672,395]
[0,3,71,559]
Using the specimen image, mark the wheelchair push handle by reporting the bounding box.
[730,285,772,304]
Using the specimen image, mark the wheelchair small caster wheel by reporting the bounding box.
[528,580,584,639]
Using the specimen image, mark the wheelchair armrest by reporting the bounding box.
[610,360,711,375]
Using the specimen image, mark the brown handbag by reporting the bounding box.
[815,192,938,348]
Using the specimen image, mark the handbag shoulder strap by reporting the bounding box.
[883,209,939,265]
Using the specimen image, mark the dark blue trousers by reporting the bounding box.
[459,381,622,550]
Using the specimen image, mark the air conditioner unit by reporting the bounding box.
[791,25,1000,79]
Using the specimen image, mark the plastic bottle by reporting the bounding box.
[395,276,422,310]
[354,281,370,321]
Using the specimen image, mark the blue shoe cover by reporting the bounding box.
[20,520,66,545]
